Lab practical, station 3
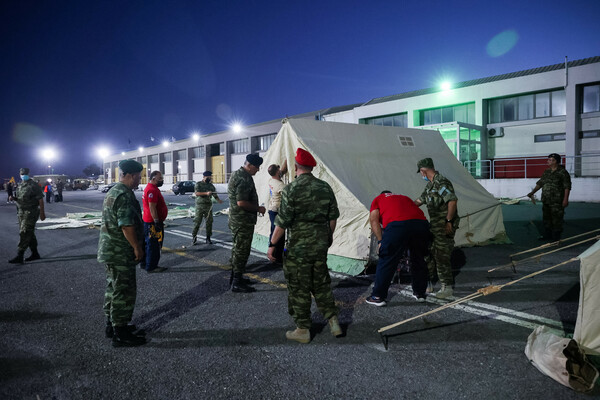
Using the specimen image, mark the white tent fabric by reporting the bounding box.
[574,240,600,354]
[252,119,507,274]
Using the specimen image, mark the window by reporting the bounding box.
[231,138,249,154]
[219,143,225,155]
[149,155,158,163]
[534,133,566,143]
[192,146,205,158]
[177,150,187,160]
[583,84,600,113]
[362,113,408,127]
[259,133,277,150]
[397,136,414,147]
[162,152,172,161]
[580,130,600,139]
[420,103,475,126]
[489,90,565,122]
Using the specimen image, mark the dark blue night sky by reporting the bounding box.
[1,0,599,177]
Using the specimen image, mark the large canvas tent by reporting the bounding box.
[574,240,600,355]
[251,118,508,275]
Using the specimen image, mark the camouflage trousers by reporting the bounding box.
[17,209,39,252]
[103,264,137,327]
[192,203,213,238]
[426,230,455,285]
[283,252,338,329]
[542,202,565,233]
[229,223,254,274]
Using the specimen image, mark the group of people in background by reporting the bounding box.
[6,152,572,346]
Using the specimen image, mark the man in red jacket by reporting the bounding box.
[366,191,431,306]
[141,171,168,273]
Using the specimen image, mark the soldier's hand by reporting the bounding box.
[134,246,144,262]
[563,199,569,208]
[258,206,266,215]
[267,247,276,262]
[445,223,454,236]
[39,211,46,221]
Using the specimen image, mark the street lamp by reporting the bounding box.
[97,147,110,183]
[162,140,169,148]
[41,148,57,175]
[232,123,243,134]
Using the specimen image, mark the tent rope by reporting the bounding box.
[378,257,578,334]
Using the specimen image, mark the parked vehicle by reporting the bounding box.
[99,182,117,193]
[172,180,196,195]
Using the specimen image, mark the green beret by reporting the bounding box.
[20,167,30,175]
[416,158,435,172]
[119,159,143,174]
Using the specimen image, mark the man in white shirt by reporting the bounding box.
[267,160,287,263]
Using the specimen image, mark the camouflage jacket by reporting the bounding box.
[228,167,259,226]
[275,173,340,254]
[97,182,143,265]
[417,172,460,230]
[15,179,43,211]
[536,166,571,204]
[194,180,217,206]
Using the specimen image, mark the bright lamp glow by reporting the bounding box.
[192,133,200,141]
[441,81,452,91]
[97,147,110,159]
[162,140,169,148]
[121,152,126,155]
[138,146,144,152]
[232,123,243,134]
[41,148,56,162]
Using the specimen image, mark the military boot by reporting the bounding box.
[25,248,41,262]
[538,228,552,241]
[8,251,25,264]
[206,236,212,244]
[435,283,453,299]
[328,316,342,337]
[286,327,310,344]
[106,319,146,339]
[192,235,197,245]
[231,273,256,293]
[112,326,147,347]
[551,231,562,241]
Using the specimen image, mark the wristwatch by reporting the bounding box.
[445,219,452,223]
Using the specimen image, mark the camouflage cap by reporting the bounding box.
[119,159,143,174]
[20,167,30,175]
[416,158,434,172]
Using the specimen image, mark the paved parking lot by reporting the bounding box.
[1,189,599,399]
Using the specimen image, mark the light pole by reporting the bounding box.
[97,147,110,183]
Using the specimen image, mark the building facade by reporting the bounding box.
[104,56,600,199]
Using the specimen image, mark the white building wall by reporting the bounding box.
[230,154,247,171]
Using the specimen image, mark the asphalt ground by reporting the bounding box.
[1,189,599,399]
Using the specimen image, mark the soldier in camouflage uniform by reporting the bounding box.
[97,159,147,347]
[267,148,342,344]
[414,158,459,299]
[192,170,222,245]
[227,154,266,293]
[527,153,571,241]
[8,167,45,264]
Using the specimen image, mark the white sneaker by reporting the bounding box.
[435,283,453,299]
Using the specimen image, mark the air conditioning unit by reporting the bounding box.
[488,127,504,137]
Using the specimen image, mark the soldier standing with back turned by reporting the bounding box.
[8,167,45,264]
[227,154,266,293]
[267,148,342,344]
[97,159,146,347]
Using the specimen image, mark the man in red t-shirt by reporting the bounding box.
[141,171,168,273]
[365,191,431,306]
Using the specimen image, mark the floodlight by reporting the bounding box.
[441,81,452,91]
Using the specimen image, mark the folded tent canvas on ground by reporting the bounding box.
[574,239,600,355]
[251,118,508,275]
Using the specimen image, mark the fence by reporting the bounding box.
[463,154,600,179]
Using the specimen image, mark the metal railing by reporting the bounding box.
[463,154,600,179]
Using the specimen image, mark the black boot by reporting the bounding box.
[8,251,25,264]
[231,273,256,293]
[538,228,552,241]
[106,319,146,339]
[112,325,147,347]
[25,249,41,262]
[206,236,212,244]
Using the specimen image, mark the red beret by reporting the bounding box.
[295,148,316,167]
